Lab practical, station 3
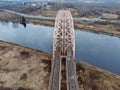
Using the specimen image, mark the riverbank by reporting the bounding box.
[0,40,120,90]
[75,21,120,37]
[0,10,120,37]
[0,40,51,90]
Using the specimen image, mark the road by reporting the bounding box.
[1,9,55,20]
[2,9,120,24]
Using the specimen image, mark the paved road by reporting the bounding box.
[2,9,120,24]
[1,9,55,20]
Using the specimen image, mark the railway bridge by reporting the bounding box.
[49,10,79,90]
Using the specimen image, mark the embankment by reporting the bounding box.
[0,41,120,90]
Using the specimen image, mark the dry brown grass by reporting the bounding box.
[0,41,120,90]
[74,22,120,37]
[0,41,51,90]
[76,62,120,90]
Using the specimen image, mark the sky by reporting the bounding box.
[0,0,120,3]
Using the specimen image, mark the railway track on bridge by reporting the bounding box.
[49,47,61,90]
[49,10,79,90]
[66,47,79,90]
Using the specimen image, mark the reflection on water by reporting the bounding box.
[0,21,53,52]
[12,23,19,28]
[20,23,26,28]
[1,21,26,28]
[0,21,120,75]
[75,30,120,75]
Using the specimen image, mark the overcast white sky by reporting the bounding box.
[0,0,120,3]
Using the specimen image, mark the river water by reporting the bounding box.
[0,21,120,75]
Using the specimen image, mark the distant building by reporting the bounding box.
[24,2,42,8]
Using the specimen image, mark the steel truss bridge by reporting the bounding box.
[49,10,79,90]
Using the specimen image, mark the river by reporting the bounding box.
[0,21,120,75]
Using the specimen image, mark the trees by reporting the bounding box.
[21,16,26,23]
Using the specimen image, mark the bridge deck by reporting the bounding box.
[66,47,79,90]
[49,47,61,90]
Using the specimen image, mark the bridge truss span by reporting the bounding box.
[53,10,75,58]
[49,10,79,90]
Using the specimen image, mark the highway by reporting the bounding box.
[1,9,55,20]
[2,9,120,24]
